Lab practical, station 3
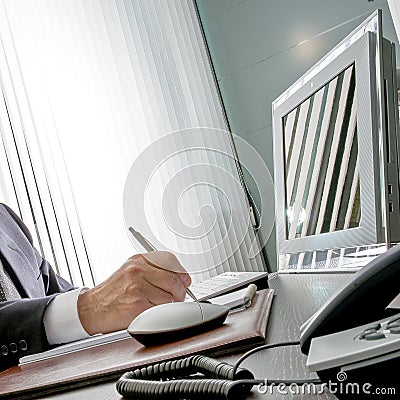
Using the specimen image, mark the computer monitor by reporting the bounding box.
[272,10,400,270]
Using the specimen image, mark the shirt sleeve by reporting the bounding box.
[43,288,90,345]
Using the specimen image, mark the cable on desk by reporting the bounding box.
[232,340,300,377]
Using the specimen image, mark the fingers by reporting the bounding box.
[141,251,192,287]
[137,279,179,305]
[126,255,188,302]
[144,268,187,302]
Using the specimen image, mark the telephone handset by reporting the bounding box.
[300,244,400,354]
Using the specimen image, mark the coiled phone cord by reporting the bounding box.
[117,374,253,400]
[124,354,254,380]
[116,354,254,400]
[116,342,319,399]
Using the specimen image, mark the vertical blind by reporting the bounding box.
[0,0,265,284]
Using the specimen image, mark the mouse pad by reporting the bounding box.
[0,289,274,399]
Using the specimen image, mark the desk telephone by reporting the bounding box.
[300,243,400,397]
[117,245,400,399]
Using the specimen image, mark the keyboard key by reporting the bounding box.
[185,271,268,301]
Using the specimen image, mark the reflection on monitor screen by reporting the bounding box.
[284,64,361,240]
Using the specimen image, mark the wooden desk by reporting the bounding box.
[34,272,352,400]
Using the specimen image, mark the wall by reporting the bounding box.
[197,0,400,270]
[388,0,400,41]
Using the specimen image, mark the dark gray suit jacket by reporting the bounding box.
[0,204,73,371]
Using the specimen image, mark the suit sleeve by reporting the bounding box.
[0,296,56,369]
[0,205,75,370]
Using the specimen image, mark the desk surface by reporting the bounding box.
[32,272,352,400]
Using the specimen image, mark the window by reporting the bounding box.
[0,0,266,284]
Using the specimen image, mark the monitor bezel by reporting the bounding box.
[272,14,389,258]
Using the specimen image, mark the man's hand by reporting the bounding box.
[77,251,191,335]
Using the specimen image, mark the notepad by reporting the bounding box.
[19,329,131,365]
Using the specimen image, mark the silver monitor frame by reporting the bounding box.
[272,10,399,267]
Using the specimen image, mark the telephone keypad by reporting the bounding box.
[308,313,400,373]
[357,316,400,341]
[364,332,385,340]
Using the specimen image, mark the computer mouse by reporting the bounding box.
[127,302,230,346]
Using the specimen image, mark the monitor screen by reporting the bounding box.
[283,63,361,240]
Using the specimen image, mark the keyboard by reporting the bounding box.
[185,271,268,301]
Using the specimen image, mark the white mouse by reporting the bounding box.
[127,302,229,346]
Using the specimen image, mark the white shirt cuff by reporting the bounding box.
[43,288,90,345]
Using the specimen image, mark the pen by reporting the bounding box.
[128,227,200,303]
